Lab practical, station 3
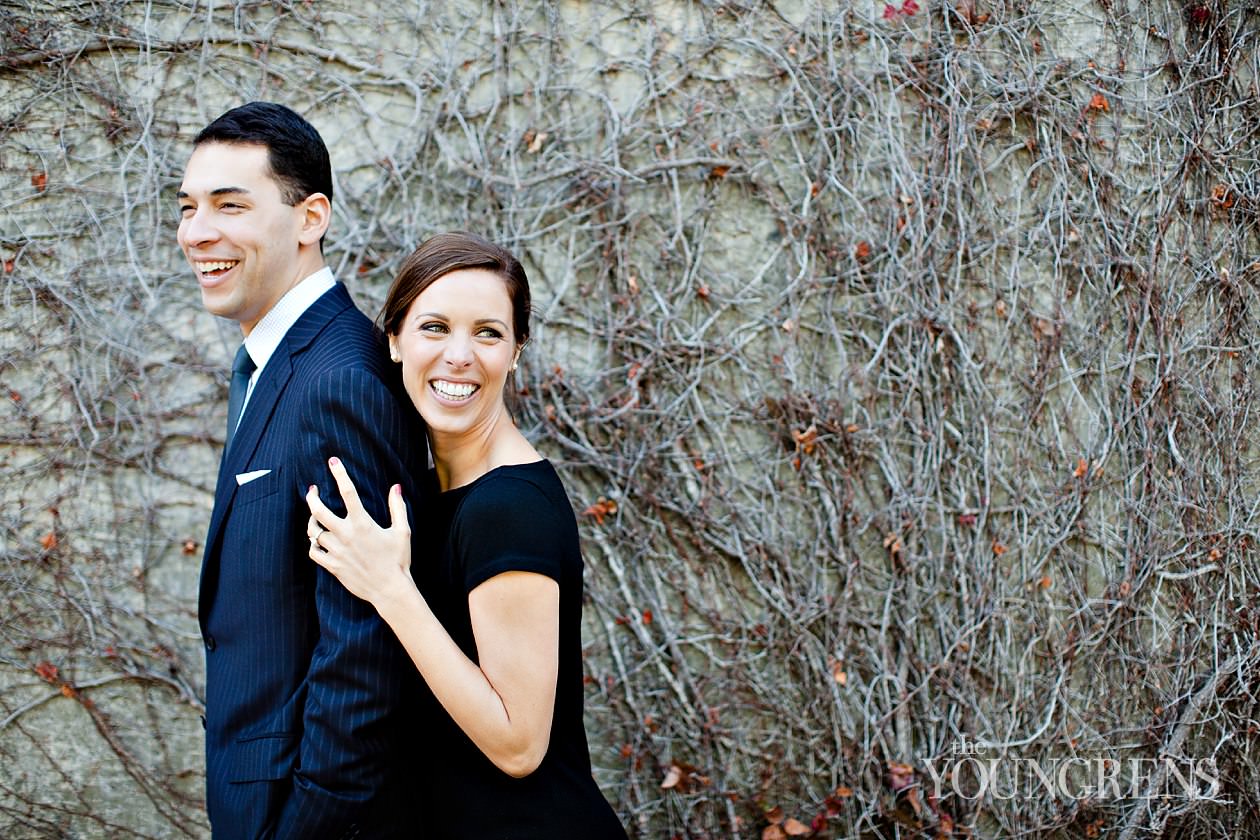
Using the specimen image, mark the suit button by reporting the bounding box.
[204,636,217,651]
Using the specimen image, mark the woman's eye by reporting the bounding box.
[476,327,503,339]
[420,321,448,333]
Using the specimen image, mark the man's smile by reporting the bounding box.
[195,259,240,277]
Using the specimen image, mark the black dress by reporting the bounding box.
[416,460,627,839]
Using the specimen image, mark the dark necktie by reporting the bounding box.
[225,344,256,451]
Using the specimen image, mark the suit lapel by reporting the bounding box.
[200,284,357,621]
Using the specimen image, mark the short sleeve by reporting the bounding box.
[450,475,570,594]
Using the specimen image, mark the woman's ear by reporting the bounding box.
[389,336,401,363]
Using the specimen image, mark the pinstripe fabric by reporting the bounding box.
[200,283,429,840]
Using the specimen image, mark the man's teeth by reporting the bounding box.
[197,260,238,273]
[433,380,477,399]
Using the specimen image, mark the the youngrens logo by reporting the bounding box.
[922,736,1220,802]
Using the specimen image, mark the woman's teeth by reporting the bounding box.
[432,380,478,399]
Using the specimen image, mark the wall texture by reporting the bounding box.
[2,1,1259,837]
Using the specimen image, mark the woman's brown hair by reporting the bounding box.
[380,232,531,346]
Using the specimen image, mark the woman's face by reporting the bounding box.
[389,268,520,444]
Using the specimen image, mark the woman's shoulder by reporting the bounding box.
[445,460,582,584]
[452,460,573,526]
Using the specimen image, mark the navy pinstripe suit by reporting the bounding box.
[200,282,428,839]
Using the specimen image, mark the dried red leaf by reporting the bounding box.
[709,165,731,179]
[31,172,47,191]
[765,806,785,824]
[957,513,977,527]
[882,3,898,19]
[35,661,59,683]
[3,259,13,273]
[39,531,57,550]
[1088,92,1110,112]
[783,817,811,835]
[582,497,617,525]
[1211,184,1236,210]
[1073,458,1088,478]
[902,0,920,14]
[642,609,653,624]
[854,240,872,261]
[762,827,787,840]
[992,541,1007,555]
[792,425,818,455]
[697,284,710,299]
[886,760,915,792]
[182,539,198,556]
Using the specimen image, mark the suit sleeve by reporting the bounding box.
[273,364,418,840]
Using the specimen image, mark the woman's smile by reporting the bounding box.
[430,378,480,402]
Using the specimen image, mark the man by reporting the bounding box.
[178,102,427,839]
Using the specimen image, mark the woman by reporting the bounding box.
[304,232,627,838]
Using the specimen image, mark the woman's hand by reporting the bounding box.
[306,456,413,606]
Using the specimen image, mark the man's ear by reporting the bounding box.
[297,193,331,246]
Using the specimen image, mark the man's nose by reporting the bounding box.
[180,207,218,247]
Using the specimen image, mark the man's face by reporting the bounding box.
[177,142,308,334]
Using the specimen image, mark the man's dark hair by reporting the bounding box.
[194,101,333,207]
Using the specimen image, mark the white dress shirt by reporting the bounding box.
[236,266,337,422]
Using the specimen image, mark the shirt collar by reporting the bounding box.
[243,267,337,373]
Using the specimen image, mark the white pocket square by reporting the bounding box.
[235,469,272,486]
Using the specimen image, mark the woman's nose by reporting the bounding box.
[443,333,474,367]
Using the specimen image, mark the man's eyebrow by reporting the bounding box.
[175,187,251,200]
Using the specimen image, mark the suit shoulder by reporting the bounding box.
[302,308,391,373]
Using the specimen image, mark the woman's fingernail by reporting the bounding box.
[329,457,340,466]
